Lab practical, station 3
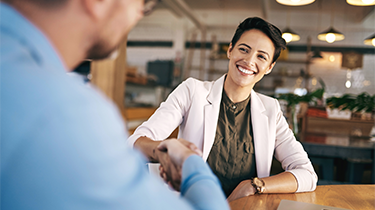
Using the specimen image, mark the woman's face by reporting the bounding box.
[226,29,275,90]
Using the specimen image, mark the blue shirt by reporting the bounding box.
[0,3,229,210]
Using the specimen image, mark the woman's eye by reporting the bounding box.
[239,48,248,53]
[258,54,267,60]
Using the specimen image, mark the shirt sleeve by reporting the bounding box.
[1,83,229,210]
[181,155,230,210]
[273,99,318,192]
[127,78,196,147]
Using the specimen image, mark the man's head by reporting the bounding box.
[4,0,145,68]
[230,17,286,64]
[3,0,68,8]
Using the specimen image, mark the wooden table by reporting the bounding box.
[229,185,375,210]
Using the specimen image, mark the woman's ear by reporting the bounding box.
[265,62,276,74]
[227,43,233,59]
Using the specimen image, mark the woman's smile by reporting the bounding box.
[237,64,257,76]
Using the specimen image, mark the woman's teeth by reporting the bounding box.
[238,66,254,75]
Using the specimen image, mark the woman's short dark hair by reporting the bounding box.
[230,17,286,63]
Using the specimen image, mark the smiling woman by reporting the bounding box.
[128,17,318,202]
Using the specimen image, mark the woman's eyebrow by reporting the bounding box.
[258,50,270,59]
[238,43,251,49]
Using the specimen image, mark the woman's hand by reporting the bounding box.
[157,138,202,191]
[226,180,256,202]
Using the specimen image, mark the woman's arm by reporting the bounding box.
[127,78,197,148]
[227,172,297,202]
[273,99,318,192]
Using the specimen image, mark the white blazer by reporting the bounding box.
[128,75,317,192]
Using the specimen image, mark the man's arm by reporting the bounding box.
[158,140,229,210]
[134,136,202,191]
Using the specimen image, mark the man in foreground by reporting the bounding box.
[0,0,229,209]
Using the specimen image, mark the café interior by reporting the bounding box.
[77,0,375,209]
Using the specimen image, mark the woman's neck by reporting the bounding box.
[223,77,253,103]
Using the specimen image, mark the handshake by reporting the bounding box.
[154,138,203,191]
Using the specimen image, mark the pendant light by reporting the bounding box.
[317,27,345,43]
[317,0,345,43]
[276,0,315,6]
[311,50,323,58]
[346,0,375,6]
[364,34,375,46]
[282,28,300,43]
[282,8,300,43]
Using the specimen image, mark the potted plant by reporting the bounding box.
[326,92,375,120]
[278,86,325,135]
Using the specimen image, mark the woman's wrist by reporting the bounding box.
[251,177,266,194]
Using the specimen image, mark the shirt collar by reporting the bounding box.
[0,3,67,73]
[222,89,251,111]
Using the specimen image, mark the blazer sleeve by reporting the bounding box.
[272,99,318,192]
[127,78,196,147]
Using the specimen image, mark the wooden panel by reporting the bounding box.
[305,116,374,136]
[90,38,127,110]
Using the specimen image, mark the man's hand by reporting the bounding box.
[227,180,256,202]
[156,138,202,191]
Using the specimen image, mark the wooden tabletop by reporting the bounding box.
[229,185,375,210]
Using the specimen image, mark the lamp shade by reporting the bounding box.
[311,51,323,59]
[276,0,315,6]
[317,27,345,43]
[346,0,375,6]
[282,28,300,43]
[364,34,375,46]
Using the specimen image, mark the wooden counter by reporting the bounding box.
[229,185,375,210]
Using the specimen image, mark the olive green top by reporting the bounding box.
[207,89,257,197]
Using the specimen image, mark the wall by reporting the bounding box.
[126,8,375,100]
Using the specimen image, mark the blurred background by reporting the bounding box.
[75,0,375,185]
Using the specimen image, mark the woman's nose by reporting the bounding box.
[244,53,256,66]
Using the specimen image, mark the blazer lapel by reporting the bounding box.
[251,90,272,178]
[202,75,225,161]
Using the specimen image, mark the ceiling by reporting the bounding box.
[156,0,374,28]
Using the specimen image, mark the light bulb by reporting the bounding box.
[362,0,375,4]
[282,33,292,43]
[372,38,375,46]
[345,80,351,88]
[329,55,335,62]
[326,33,336,43]
[292,0,301,2]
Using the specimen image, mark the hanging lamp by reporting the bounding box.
[311,50,323,58]
[282,28,300,43]
[346,0,375,6]
[364,33,375,46]
[317,0,344,43]
[281,8,300,43]
[276,0,315,6]
[317,27,345,43]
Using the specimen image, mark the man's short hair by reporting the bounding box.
[4,0,68,7]
[230,17,286,63]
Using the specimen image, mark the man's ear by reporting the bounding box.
[227,43,233,59]
[265,62,276,74]
[81,0,113,21]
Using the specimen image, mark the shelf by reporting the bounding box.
[265,73,311,78]
[303,116,374,137]
[276,59,311,64]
